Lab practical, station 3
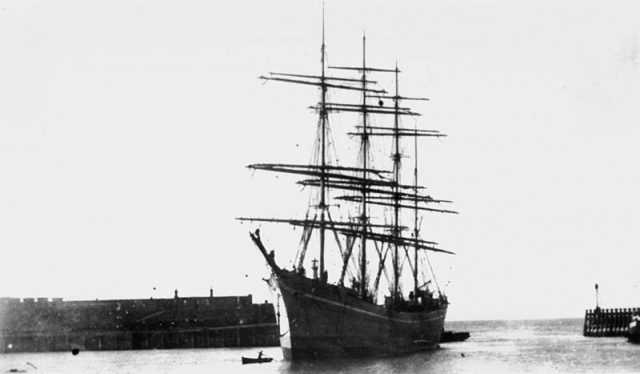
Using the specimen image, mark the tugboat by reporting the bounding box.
[239,12,457,360]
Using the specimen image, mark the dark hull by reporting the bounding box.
[271,270,447,360]
[440,331,470,343]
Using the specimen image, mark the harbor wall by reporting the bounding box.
[0,293,279,353]
[583,307,640,337]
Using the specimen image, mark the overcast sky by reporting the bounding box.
[1,0,640,321]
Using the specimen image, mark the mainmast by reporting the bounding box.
[359,35,369,298]
[319,4,328,281]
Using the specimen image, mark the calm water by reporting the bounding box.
[2,318,639,373]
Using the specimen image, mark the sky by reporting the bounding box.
[1,0,640,321]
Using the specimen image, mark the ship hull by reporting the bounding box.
[271,270,447,360]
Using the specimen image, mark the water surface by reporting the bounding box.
[2,318,639,373]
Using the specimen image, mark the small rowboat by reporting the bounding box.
[242,356,273,365]
[241,356,273,364]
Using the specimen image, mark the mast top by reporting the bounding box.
[322,1,325,48]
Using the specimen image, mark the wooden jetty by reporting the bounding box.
[583,307,640,337]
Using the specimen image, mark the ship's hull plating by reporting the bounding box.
[270,270,447,360]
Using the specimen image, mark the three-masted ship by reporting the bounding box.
[239,23,457,360]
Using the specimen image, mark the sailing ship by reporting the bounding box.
[238,19,457,360]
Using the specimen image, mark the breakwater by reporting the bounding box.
[583,307,640,337]
[0,291,279,353]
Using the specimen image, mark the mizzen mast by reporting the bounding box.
[392,63,401,300]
